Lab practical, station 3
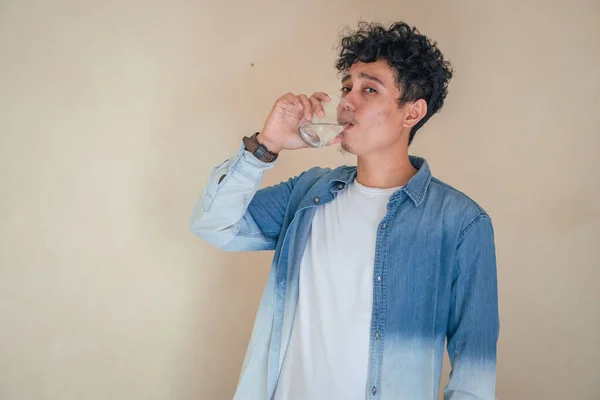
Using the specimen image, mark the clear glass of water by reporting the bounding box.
[298,92,354,148]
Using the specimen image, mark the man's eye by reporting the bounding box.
[365,87,377,94]
[341,87,351,93]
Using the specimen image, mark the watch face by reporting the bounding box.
[243,134,276,162]
[254,146,266,159]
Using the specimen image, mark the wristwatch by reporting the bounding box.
[243,132,278,163]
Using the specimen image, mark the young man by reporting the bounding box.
[190,21,499,400]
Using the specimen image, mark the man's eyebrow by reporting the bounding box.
[359,72,385,87]
[341,72,385,87]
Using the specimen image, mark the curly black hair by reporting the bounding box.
[336,21,453,145]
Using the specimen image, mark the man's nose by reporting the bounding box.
[344,90,360,112]
[342,92,358,112]
[338,94,357,124]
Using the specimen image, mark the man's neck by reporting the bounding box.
[355,147,417,189]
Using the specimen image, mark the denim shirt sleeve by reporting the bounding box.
[189,142,300,251]
[444,214,500,400]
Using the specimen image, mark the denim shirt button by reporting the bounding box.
[382,222,387,229]
[337,184,344,190]
[377,275,382,282]
[375,331,380,340]
[314,196,320,204]
[372,386,377,395]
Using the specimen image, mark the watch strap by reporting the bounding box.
[243,132,278,163]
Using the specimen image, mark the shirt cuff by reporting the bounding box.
[232,140,276,180]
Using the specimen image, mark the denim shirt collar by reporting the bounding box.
[328,156,432,207]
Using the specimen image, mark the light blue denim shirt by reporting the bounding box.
[190,143,499,400]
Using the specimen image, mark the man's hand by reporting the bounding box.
[258,92,340,153]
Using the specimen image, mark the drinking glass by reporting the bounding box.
[298,93,353,148]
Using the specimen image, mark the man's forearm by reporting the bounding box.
[189,141,275,250]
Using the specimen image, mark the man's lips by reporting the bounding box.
[343,122,356,132]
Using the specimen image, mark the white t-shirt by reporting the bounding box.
[273,180,402,400]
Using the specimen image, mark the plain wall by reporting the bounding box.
[0,0,598,399]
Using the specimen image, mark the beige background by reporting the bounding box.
[1,0,599,399]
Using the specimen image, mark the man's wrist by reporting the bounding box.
[242,132,279,163]
[256,132,282,154]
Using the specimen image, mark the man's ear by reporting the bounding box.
[403,99,428,129]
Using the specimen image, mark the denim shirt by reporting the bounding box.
[190,143,499,400]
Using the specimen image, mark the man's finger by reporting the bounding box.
[309,97,326,118]
[298,94,313,120]
[310,92,331,102]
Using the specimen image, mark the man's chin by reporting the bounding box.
[338,142,355,155]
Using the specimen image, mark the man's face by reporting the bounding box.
[338,60,409,156]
